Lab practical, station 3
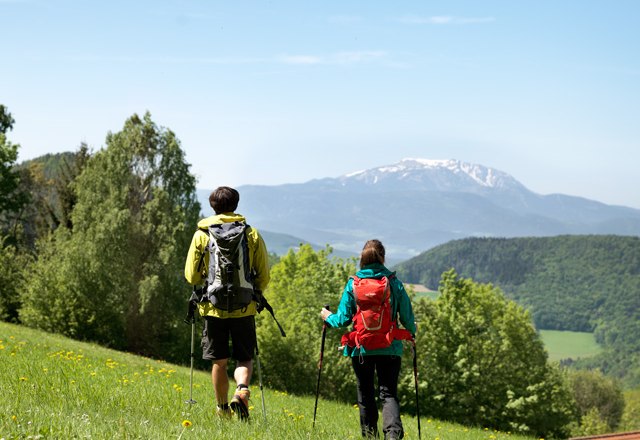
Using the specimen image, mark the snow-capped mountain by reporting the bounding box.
[335,158,527,192]
[198,158,640,261]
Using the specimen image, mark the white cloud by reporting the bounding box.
[279,55,323,65]
[61,55,267,65]
[55,51,388,68]
[328,15,363,24]
[398,15,495,25]
[279,51,387,66]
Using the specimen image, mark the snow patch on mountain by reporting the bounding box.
[340,158,522,191]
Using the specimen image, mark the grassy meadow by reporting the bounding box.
[538,330,602,361]
[406,284,440,301]
[0,321,540,440]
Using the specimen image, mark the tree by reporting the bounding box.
[0,104,14,133]
[16,147,92,249]
[0,105,29,238]
[20,113,200,361]
[568,369,625,434]
[403,270,576,437]
[0,236,31,322]
[256,244,357,401]
[620,389,640,431]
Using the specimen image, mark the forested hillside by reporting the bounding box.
[395,235,640,386]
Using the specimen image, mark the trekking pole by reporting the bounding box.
[184,290,199,405]
[185,313,197,405]
[312,304,330,429]
[254,341,267,423]
[254,292,286,338]
[262,298,286,337]
[412,339,421,439]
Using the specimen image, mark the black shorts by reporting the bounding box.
[202,316,256,362]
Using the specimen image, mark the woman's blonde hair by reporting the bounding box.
[360,239,385,268]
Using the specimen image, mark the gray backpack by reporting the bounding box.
[204,221,255,311]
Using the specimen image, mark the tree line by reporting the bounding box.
[0,105,636,437]
[395,235,640,388]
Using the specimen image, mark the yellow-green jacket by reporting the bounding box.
[184,212,270,318]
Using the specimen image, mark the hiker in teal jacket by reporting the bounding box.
[321,239,416,440]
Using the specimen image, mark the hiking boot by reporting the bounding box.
[230,388,250,421]
[216,404,232,419]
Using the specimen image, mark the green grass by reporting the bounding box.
[1,321,537,439]
[406,284,440,301]
[539,329,603,361]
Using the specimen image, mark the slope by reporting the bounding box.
[0,321,534,439]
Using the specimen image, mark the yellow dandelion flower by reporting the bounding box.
[11,415,17,422]
[181,420,192,428]
[19,376,28,381]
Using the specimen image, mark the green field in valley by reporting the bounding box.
[405,286,603,364]
[539,329,603,362]
[406,283,440,301]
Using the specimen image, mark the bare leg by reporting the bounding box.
[212,358,229,405]
[234,360,253,387]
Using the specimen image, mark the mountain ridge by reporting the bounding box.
[197,158,640,260]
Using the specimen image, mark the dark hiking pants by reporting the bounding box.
[351,355,403,439]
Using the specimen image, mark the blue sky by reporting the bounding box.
[3,0,639,208]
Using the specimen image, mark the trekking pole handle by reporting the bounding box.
[320,305,331,324]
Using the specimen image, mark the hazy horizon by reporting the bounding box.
[4,1,639,209]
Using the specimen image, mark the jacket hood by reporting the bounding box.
[197,213,247,229]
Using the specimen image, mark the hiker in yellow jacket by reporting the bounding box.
[184,186,270,420]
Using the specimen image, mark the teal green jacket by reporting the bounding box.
[325,263,417,357]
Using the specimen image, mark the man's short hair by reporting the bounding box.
[209,186,239,214]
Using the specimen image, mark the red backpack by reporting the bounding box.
[341,275,413,351]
